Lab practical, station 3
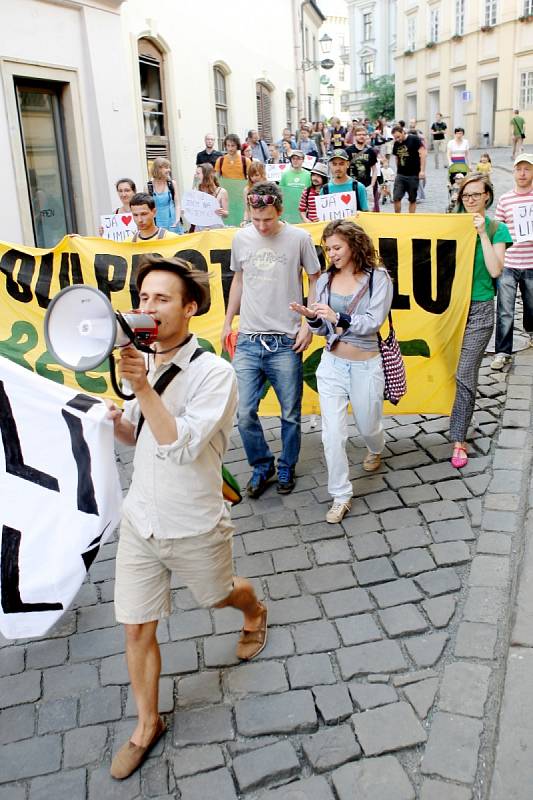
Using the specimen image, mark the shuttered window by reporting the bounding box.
[256,82,272,143]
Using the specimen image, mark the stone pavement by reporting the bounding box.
[2,330,533,799]
[2,149,533,799]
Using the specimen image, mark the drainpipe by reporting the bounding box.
[292,0,309,121]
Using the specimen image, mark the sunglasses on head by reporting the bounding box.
[248,194,277,208]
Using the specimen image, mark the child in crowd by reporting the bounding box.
[241,161,267,225]
[475,153,492,176]
[380,155,395,205]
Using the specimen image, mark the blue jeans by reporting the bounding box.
[233,333,303,472]
[495,268,533,355]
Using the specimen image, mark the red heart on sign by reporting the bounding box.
[121,215,132,225]
[279,164,287,170]
[340,194,352,205]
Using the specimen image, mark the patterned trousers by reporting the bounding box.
[450,300,494,442]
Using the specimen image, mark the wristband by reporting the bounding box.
[308,314,322,328]
[337,313,351,331]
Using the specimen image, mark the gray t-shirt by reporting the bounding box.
[230,222,321,337]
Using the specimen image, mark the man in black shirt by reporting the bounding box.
[196,134,222,167]
[345,125,378,189]
[430,113,447,169]
[391,124,426,213]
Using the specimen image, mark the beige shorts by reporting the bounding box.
[114,513,234,624]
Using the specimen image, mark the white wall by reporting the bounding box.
[123,0,300,190]
[0,0,141,244]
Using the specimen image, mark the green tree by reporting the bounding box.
[361,75,395,121]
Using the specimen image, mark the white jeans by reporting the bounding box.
[317,351,385,503]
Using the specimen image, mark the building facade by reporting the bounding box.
[318,9,352,119]
[394,0,533,146]
[1,0,325,248]
[342,0,397,118]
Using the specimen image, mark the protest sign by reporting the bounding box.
[303,154,317,170]
[0,356,121,638]
[0,214,476,415]
[265,163,290,182]
[315,191,357,221]
[100,213,137,242]
[182,190,223,228]
[512,201,533,244]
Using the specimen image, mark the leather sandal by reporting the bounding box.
[363,452,381,472]
[451,445,468,469]
[236,603,268,661]
[110,716,166,780]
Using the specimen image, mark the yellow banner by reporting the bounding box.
[0,214,475,415]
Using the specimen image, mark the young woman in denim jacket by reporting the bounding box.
[290,219,393,523]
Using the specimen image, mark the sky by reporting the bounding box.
[317,0,348,16]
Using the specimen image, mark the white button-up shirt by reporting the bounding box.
[122,334,237,539]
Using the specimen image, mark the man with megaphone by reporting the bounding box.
[104,255,267,780]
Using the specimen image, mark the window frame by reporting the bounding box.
[138,38,169,164]
[363,12,373,41]
[520,70,533,109]
[407,15,417,51]
[213,65,229,150]
[429,7,440,43]
[455,0,465,34]
[484,0,497,27]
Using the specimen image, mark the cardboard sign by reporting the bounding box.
[100,213,137,242]
[182,190,222,227]
[315,191,357,221]
[0,356,122,638]
[303,154,317,170]
[512,201,533,244]
[265,163,290,182]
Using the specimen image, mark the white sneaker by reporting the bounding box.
[326,500,352,524]
[491,353,511,370]
[528,334,533,348]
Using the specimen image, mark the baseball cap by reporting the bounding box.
[514,153,533,167]
[290,149,305,159]
[328,148,349,162]
[310,161,329,178]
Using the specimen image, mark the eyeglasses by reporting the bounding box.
[248,194,277,208]
[462,192,486,201]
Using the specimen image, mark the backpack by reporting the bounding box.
[217,155,248,179]
[322,181,361,209]
[147,179,175,203]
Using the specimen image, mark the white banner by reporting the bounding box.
[512,201,533,244]
[315,191,357,221]
[100,213,137,242]
[303,154,317,170]
[0,356,122,639]
[265,163,290,182]
[182,190,222,227]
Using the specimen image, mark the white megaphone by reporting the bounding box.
[44,285,158,397]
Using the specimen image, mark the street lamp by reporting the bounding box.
[302,30,335,70]
[319,33,332,54]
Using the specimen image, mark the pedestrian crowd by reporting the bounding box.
[96,111,533,782]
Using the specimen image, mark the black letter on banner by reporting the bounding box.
[0,249,35,303]
[210,249,232,308]
[93,254,128,299]
[61,408,99,516]
[81,521,111,571]
[59,252,84,289]
[412,239,456,314]
[0,381,59,491]
[378,238,410,310]
[1,526,63,613]
[35,252,54,309]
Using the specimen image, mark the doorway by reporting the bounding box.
[479,78,497,147]
[15,81,76,247]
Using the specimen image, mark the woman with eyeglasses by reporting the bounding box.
[289,220,393,524]
[449,173,512,468]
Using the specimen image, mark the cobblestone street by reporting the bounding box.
[1,149,533,799]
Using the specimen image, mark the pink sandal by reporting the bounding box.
[451,445,468,469]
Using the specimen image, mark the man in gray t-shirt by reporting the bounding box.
[222,182,320,497]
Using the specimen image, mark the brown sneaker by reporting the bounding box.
[110,716,166,780]
[236,603,268,660]
[363,452,381,472]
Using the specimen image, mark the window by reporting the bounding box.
[484,0,497,26]
[339,66,345,82]
[214,67,229,149]
[363,12,373,41]
[256,82,272,143]
[520,71,533,109]
[455,0,465,34]
[430,7,440,42]
[305,26,309,59]
[407,15,417,51]
[15,81,76,247]
[138,39,168,164]
[285,91,293,129]
[524,0,533,15]
[312,35,317,65]
[362,59,374,85]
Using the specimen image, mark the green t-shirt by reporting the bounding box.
[511,115,525,136]
[471,218,513,301]
[279,168,311,223]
